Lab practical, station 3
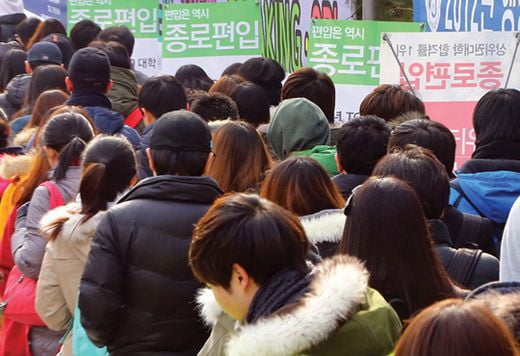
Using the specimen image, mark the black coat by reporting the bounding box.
[79,175,223,355]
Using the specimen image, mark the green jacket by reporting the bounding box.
[292,145,338,177]
[197,255,402,356]
[107,66,139,119]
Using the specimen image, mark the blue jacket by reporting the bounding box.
[138,122,154,179]
[84,106,140,149]
[450,159,520,226]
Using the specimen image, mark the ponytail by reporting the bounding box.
[53,136,87,180]
[79,162,107,221]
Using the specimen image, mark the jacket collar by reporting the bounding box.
[67,88,112,110]
[459,158,520,174]
[427,219,453,246]
[299,209,345,245]
[197,255,369,356]
[119,175,223,205]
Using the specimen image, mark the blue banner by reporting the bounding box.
[414,0,520,32]
[24,0,67,25]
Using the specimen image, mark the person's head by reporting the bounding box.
[394,299,519,356]
[69,19,101,50]
[66,47,111,93]
[372,145,450,219]
[14,18,41,49]
[0,109,10,148]
[42,111,95,180]
[147,110,212,176]
[340,177,455,319]
[190,92,239,122]
[281,67,335,123]
[175,64,214,92]
[207,121,273,192]
[27,89,69,129]
[138,75,187,124]
[359,84,425,122]
[0,49,26,92]
[27,19,66,49]
[41,33,74,69]
[189,193,309,320]
[209,74,246,96]
[336,115,390,176]
[267,98,330,160]
[97,26,135,57]
[389,119,456,176]
[221,62,242,76]
[22,64,68,115]
[238,57,285,106]
[79,136,137,220]
[230,82,270,127]
[260,157,344,216]
[26,41,63,71]
[89,40,131,69]
[473,89,520,147]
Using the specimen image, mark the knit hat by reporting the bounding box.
[150,110,211,152]
[27,41,62,65]
[267,97,331,159]
[68,47,110,85]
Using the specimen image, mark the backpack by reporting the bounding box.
[447,248,483,288]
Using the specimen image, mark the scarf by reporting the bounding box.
[246,267,311,324]
[66,88,112,109]
[472,140,520,160]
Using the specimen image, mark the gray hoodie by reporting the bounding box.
[0,73,30,117]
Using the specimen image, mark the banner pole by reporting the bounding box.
[505,32,520,89]
[382,33,416,96]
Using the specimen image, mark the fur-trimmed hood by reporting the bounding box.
[0,153,32,179]
[197,255,370,356]
[299,209,345,246]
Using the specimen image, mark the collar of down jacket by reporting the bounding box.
[196,254,369,356]
[299,208,345,245]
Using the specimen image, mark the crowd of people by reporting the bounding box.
[0,13,518,356]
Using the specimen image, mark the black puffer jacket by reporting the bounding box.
[79,175,223,355]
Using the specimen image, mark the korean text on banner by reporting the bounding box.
[162,1,263,79]
[307,19,423,124]
[414,0,520,32]
[380,31,520,167]
[67,0,160,76]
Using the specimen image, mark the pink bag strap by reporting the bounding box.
[41,181,65,209]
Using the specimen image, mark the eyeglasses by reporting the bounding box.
[343,184,363,216]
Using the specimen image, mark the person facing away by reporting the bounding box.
[35,136,138,356]
[78,111,223,354]
[64,47,140,148]
[190,193,402,356]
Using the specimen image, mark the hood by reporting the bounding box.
[118,175,223,205]
[0,153,32,179]
[107,66,138,118]
[197,255,369,356]
[84,106,125,135]
[292,145,338,176]
[300,209,345,246]
[455,160,520,223]
[4,73,30,107]
[40,202,105,243]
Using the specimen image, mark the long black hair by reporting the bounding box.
[0,49,26,92]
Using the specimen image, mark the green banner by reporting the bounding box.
[308,20,423,85]
[162,1,263,58]
[67,0,158,39]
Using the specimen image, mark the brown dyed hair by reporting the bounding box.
[260,157,344,216]
[27,89,69,129]
[340,176,456,320]
[190,193,309,289]
[395,299,519,356]
[359,84,425,122]
[206,121,273,193]
[27,19,66,49]
[209,74,246,97]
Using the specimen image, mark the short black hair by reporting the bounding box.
[230,82,270,127]
[97,26,135,57]
[190,93,239,122]
[336,115,391,175]
[15,17,41,46]
[238,57,285,106]
[138,75,187,119]
[175,64,213,91]
[89,40,131,69]
[70,19,101,50]
[389,119,456,176]
[151,150,209,176]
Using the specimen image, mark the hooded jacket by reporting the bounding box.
[0,73,30,117]
[78,175,223,355]
[299,209,344,258]
[107,66,139,119]
[197,255,402,356]
[36,204,105,356]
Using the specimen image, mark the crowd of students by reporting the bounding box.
[0,13,518,356]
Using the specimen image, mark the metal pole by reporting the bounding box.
[505,32,520,89]
[362,0,376,20]
[382,33,417,97]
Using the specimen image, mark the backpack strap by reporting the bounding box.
[456,213,486,249]
[447,248,483,287]
[125,108,143,129]
[41,181,65,209]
